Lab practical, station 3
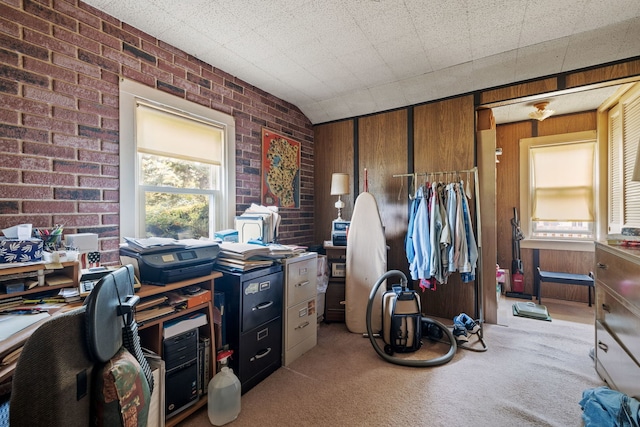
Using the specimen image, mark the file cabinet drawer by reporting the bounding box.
[285,298,317,350]
[595,320,640,399]
[595,246,640,310]
[596,285,640,364]
[285,255,317,306]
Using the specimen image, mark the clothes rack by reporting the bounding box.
[393,167,483,324]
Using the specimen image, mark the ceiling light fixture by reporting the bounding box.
[528,102,555,121]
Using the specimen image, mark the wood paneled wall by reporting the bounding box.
[314,57,640,323]
[314,120,354,245]
[358,110,408,278]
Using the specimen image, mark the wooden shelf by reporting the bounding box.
[0,261,79,301]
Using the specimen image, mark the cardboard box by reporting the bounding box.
[186,289,211,308]
[0,238,43,263]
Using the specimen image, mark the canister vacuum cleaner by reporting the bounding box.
[365,270,457,367]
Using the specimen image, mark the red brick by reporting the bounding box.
[52,214,100,227]
[23,85,75,108]
[100,140,118,153]
[0,107,19,124]
[101,117,118,131]
[78,48,120,73]
[0,123,49,143]
[141,39,173,62]
[175,55,199,74]
[157,59,185,78]
[0,49,19,68]
[0,64,49,88]
[0,16,20,38]
[172,75,199,94]
[101,93,117,108]
[0,215,51,230]
[23,113,75,134]
[79,175,118,189]
[53,0,101,30]
[101,164,118,177]
[102,21,138,47]
[158,40,185,58]
[0,184,51,199]
[103,190,118,202]
[0,201,19,215]
[52,52,101,78]
[53,106,99,127]
[53,79,99,102]
[0,138,19,153]
[0,168,19,183]
[102,45,139,70]
[54,187,99,200]
[77,99,118,119]
[78,124,118,142]
[23,170,75,186]
[79,22,119,50]
[141,61,171,83]
[53,158,100,174]
[100,69,119,87]
[24,0,75,31]
[78,73,118,94]
[78,201,118,213]
[186,91,211,108]
[23,57,76,83]
[53,133,100,150]
[121,66,154,87]
[23,141,75,159]
[24,28,74,57]
[23,200,75,213]
[78,149,118,165]
[0,4,50,33]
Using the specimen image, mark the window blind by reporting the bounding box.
[136,102,223,165]
[531,141,595,222]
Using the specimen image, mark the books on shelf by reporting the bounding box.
[163,312,207,339]
[137,295,168,311]
[136,306,175,323]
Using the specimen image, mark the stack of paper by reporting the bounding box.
[218,242,271,260]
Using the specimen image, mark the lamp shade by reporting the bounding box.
[330,173,350,195]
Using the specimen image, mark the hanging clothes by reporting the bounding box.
[404,176,479,289]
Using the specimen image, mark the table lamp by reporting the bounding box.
[330,173,349,221]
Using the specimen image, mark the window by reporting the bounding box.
[608,83,640,234]
[519,130,597,245]
[119,79,236,240]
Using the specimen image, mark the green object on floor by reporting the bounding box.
[512,301,552,321]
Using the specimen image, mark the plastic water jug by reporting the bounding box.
[208,351,241,426]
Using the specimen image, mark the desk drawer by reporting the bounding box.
[595,245,640,310]
[285,298,317,350]
[239,317,282,389]
[596,286,640,363]
[596,320,640,399]
[241,270,282,332]
[286,256,317,306]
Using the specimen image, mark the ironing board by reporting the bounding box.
[346,191,387,334]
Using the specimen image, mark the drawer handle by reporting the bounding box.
[295,280,310,288]
[601,304,611,313]
[295,321,310,330]
[596,263,608,270]
[597,340,608,353]
[340,300,346,305]
[253,301,274,311]
[250,347,272,362]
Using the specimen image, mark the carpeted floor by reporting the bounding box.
[179,296,603,427]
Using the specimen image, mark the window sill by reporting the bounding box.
[520,239,595,252]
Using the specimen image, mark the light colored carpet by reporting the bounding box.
[179,296,603,427]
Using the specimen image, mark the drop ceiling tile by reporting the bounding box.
[563,25,631,71]
[472,51,518,89]
[514,38,569,81]
[426,62,476,100]
[579,0,640,33]
[426,42,473,71]
[469,24,522,60]
[369,81,409,111]
[399,74,440,106]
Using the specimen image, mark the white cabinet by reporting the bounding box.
[594,243,640,399]
[282,252,318,366]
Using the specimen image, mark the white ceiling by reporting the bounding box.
[83,0,640,124]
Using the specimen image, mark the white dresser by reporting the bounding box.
[594,242,640,399]
[282,252,318,366]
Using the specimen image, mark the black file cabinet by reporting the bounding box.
[213,265,283,394]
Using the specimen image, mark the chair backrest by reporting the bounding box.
[10,265,150,427]
[10,307,94,427]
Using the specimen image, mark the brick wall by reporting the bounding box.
[0,0,315,264]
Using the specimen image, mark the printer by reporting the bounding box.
[119,238,220,286]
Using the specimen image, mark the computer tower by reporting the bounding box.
[163,329,199,418]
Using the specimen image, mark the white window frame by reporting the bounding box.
[519,130,598,252]
[608,83,640,235]
[119,79,236,240]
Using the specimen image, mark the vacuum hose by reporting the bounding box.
[365,270,457,367]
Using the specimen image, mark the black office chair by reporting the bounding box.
[10,265,152,427]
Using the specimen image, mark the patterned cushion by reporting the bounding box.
[93,347,150,427]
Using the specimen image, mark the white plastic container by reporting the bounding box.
[208,351,241,426]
